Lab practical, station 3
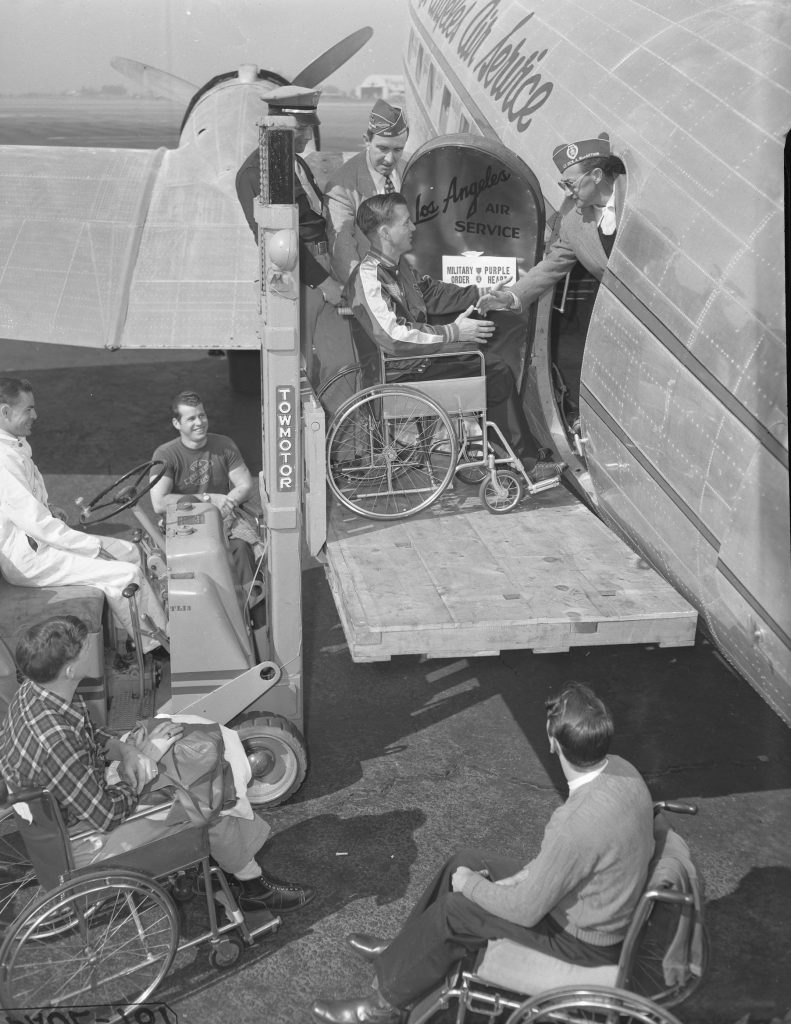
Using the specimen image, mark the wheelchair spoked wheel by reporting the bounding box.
[327,385,458,520]
[0,868,179,1013]
[0,812,41,937]
[455,438,490,485]
[479,469,523,514]
[316,362,365,418]
[623,909,710,1006]
[505,985,684,1024]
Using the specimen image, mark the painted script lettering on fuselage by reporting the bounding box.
[414,166,512,227]
[416,0,554,132]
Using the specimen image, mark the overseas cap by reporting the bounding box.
[368,98,408,137]
[552,132,610,172]
[263,85,321,126]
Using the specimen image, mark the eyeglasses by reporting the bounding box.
[558,171,590,194]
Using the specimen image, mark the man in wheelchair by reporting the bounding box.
[0,615,314,914]
[311,683,654,1024]
[343,194,565,482]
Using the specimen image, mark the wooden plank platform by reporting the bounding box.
[324,483,698,662]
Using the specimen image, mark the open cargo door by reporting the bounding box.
[324,135,697,661]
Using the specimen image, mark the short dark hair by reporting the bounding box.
[576,155,625,179]
[0,377,33,407]
[356,192,408,241]
[15,616,89,685]
[545,682,614,768]
[171,390,203,419]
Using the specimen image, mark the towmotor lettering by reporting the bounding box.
[415,0,553,132]
[276,385,296,491]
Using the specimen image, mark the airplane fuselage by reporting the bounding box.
[402,0,790,722]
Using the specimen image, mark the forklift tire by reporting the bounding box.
[234,714,307,807]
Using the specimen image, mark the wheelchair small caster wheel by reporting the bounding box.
[209,934,245,969]
[480,469,523,513]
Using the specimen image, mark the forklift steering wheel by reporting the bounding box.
[76,460,166,525]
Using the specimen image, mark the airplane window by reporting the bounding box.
[439,87,451,132]
[416,44,424,82]
[408,29,417,66]
[459,115,470,134]
[427,63,436,105]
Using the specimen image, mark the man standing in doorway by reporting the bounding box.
[324,99,410,284]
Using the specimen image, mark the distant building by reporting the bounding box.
[355,74,405,104]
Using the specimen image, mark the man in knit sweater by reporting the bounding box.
[311,683,654,1024]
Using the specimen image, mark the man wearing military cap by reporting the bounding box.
[235,85,344,385]
[324,98,410,283]
[478,133,626,316]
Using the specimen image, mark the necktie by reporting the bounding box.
[599,205,616,236]
[383,173,395,194]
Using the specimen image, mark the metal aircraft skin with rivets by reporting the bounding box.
[0,10,787,723]
[401,0,789,722]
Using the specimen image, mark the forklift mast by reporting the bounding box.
[255,114,305,734]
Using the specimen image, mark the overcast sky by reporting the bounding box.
[0,0,408,94]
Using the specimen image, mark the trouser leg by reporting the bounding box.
[99,541,167,652]
[481,355,540,466]
[229,538,256,594]
[374,846,620,1009]
[300,283,325,387]
[375,848,523,1008]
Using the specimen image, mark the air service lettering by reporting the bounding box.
[276,386,295,492]
[415,0,553,132]
[414,169,520,239]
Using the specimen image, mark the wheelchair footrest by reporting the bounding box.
[526,475,562,494]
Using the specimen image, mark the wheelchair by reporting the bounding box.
[324,342,563,521]
[404,802,708,1024]
[0,776,279,1017]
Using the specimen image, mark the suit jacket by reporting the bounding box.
[511,175,626,310]
[325,150,408,283]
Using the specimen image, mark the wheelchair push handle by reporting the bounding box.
[654,800,698,815]
[0,777,52,808]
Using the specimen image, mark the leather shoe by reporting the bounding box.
[233,871,315,914]
[529,460,566,482]
[347,932,389,961]
[311,992,401,1023]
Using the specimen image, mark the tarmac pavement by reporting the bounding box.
[2,341,790,1024]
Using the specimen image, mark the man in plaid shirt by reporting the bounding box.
[0,615,314,913]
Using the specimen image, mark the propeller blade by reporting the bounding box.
[111,58,197,103]
[291,26,374,88]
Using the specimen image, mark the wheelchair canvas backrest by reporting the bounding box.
[11,791,73,892]
[633,815,706,988]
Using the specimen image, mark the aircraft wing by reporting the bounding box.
[0,145,260,350]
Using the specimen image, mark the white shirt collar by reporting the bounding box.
[597,193,617,233]
[568,758,608,793]
[0,427,27,450]
[366,151,401,193]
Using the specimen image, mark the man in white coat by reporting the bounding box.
[0,377,166,653]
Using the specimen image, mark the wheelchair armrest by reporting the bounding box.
[68,794,179,842]
[654,800,698,816]
[643,887,695,906]
[0,783,50,808]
